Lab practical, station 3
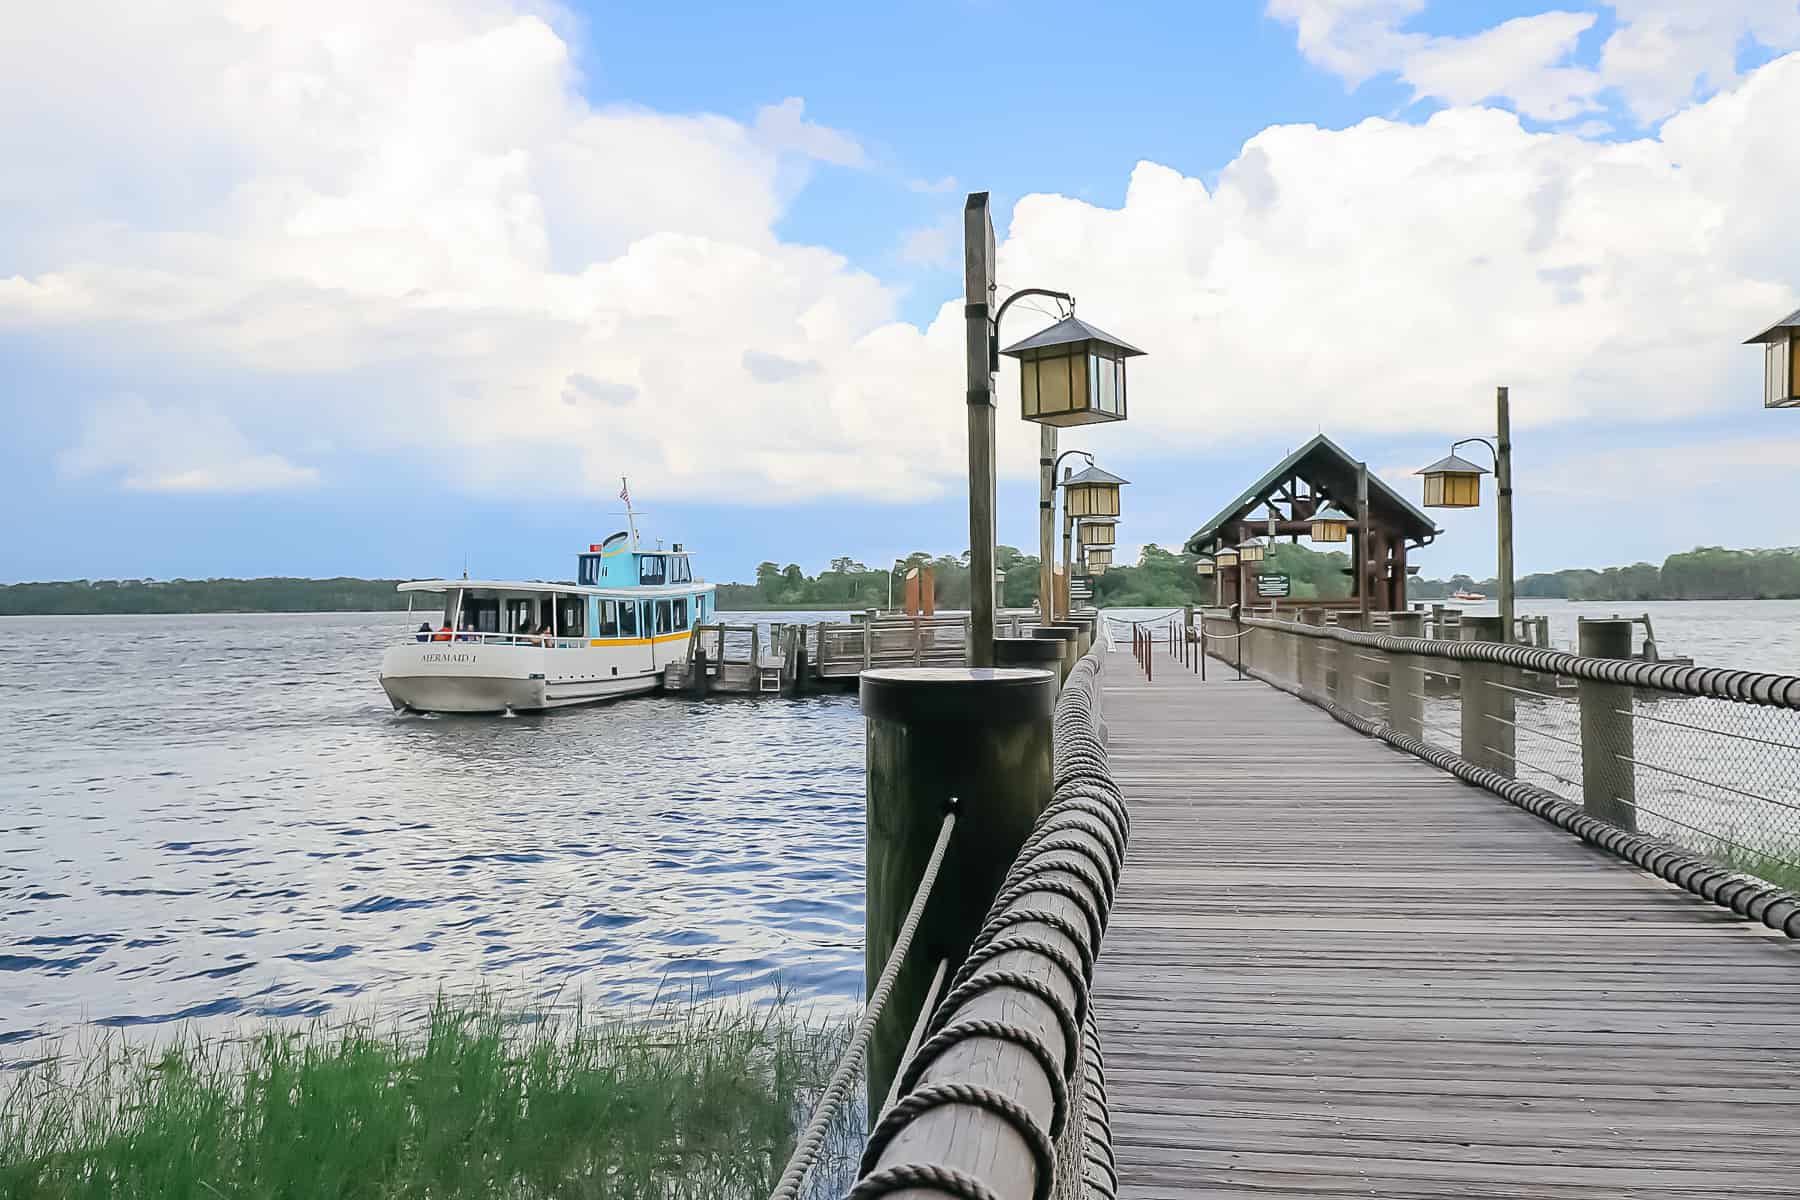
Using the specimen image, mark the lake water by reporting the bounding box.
[0,610,864,1047]
[6,599,1800,1048]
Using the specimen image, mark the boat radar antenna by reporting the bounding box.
[619,476,640,551]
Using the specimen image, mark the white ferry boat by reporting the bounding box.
[379,514,715,714]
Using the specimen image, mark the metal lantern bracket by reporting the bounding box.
[989,289,1074,371]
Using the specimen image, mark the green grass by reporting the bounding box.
[1,993,859,1200]
[1712,840,1800,894]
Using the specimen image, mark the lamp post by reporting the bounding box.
[995,290,1144,630]
[1046,449,1095,619]
[1236,536,1266,609]
[1059,466,1128,620]
[963,191,1145,661]
[1418,385,1515,642]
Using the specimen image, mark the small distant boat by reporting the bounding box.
[379,485,714,714]
[1451,590,1486,602]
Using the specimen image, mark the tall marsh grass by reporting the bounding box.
[1,993,859,1200]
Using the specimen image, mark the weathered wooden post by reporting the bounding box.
[994,636,1063,696]
[1387,611,1424,740]
[1032,625,1077,682]
[1298,608,1323,698]
[860,667,1056,1112]
[689,643,711,699]
[1459,615,1514,777]
[1334,613,1362,715]
[1578,618,1637,832]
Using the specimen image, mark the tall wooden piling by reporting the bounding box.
[1578,618,1637,832]
[1459,614,1515,777]
[860,667,1055,1112]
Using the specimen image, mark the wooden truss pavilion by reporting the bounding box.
[1184,434,1440,611]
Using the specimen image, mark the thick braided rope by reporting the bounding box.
[948,932,1090,1012]
[988,876,1106,952]
[848,1163,1007,1200]
[854,643,1124,1200]
[767,809,957,1200]
[901,1018,1071,1137]
[924,967,1084,1078]
[1244,663,1800,938]
[857,1082,1058,1200]
[966,908,1096,979]
[1240,613,1800,707]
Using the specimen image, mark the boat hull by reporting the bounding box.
[379,640,674,713]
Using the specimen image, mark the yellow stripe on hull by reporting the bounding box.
[587,631,694,648]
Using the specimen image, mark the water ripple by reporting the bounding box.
[0,610,866,1041]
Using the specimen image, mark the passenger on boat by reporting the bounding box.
[433,622,453,642]
[415,622,432,643]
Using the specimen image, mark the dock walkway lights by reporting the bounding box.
[1235,536,1267,564]
[1417,452,1488,508]
[961,228,1146,639]
[1079,518,1117,547]
[1002,316,1145,427]
[1747,306,1800,409]
[1193,554,1216,577]
[1309,505,1352,543]
[1063,465,1128,518]
[1418,385,1516,642]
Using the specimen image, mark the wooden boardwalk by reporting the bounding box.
[1095,648,1800,1198]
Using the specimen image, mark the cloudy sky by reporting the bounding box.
[5,0,1800,585]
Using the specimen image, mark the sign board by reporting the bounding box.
[1256,574,1292,598]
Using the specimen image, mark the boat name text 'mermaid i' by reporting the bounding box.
[377,484,715,715]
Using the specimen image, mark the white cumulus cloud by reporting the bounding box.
[2,2,1799,512]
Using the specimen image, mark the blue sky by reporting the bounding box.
[4,1,1800,587]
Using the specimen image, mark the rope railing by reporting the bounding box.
[768,809,958,1200]
[1239,613,1800,709]
[851,644,1128,1200]
[1208,609,1800,939]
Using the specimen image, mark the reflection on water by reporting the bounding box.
[0,611,864,1046]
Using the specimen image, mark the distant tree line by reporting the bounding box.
[1411,546,1800,602]
[9,544,1800,616]
[0,577,414,615]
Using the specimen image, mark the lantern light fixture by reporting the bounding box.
[1213,545,1239,568]
[1001,315,1145,427]
[1747,306,1800,409]
[1417,451,1488,509]
[1078,517,1117,548]
[1085,546,1114,568]
[1194,554,1216,577]
[1309,505,1352,543]
[1236,536,1267,564]
[1062,465,1129,519]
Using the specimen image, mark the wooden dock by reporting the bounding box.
[1095,646,1800,1198]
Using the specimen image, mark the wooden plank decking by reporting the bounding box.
[1095,648,1800,1198]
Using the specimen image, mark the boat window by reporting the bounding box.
[558,598,585,638]
[579,555,603,586]
[463,597,500,633]
[655,599,672,634]
[673,597,688,630]
[619,600,638,638]
[506,599,534,633]
[639,555,665,586]
[670,556,692,584]
[597,600,619,638]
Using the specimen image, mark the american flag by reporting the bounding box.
[619,481,631,506]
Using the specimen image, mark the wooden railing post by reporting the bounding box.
[1332,613,1360,711]
[1459,615,1515,777]
[1386,611,1424,740]
[1578,618,1637,832]
[1298,608,1323,698]
[860,667,1055,1113]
